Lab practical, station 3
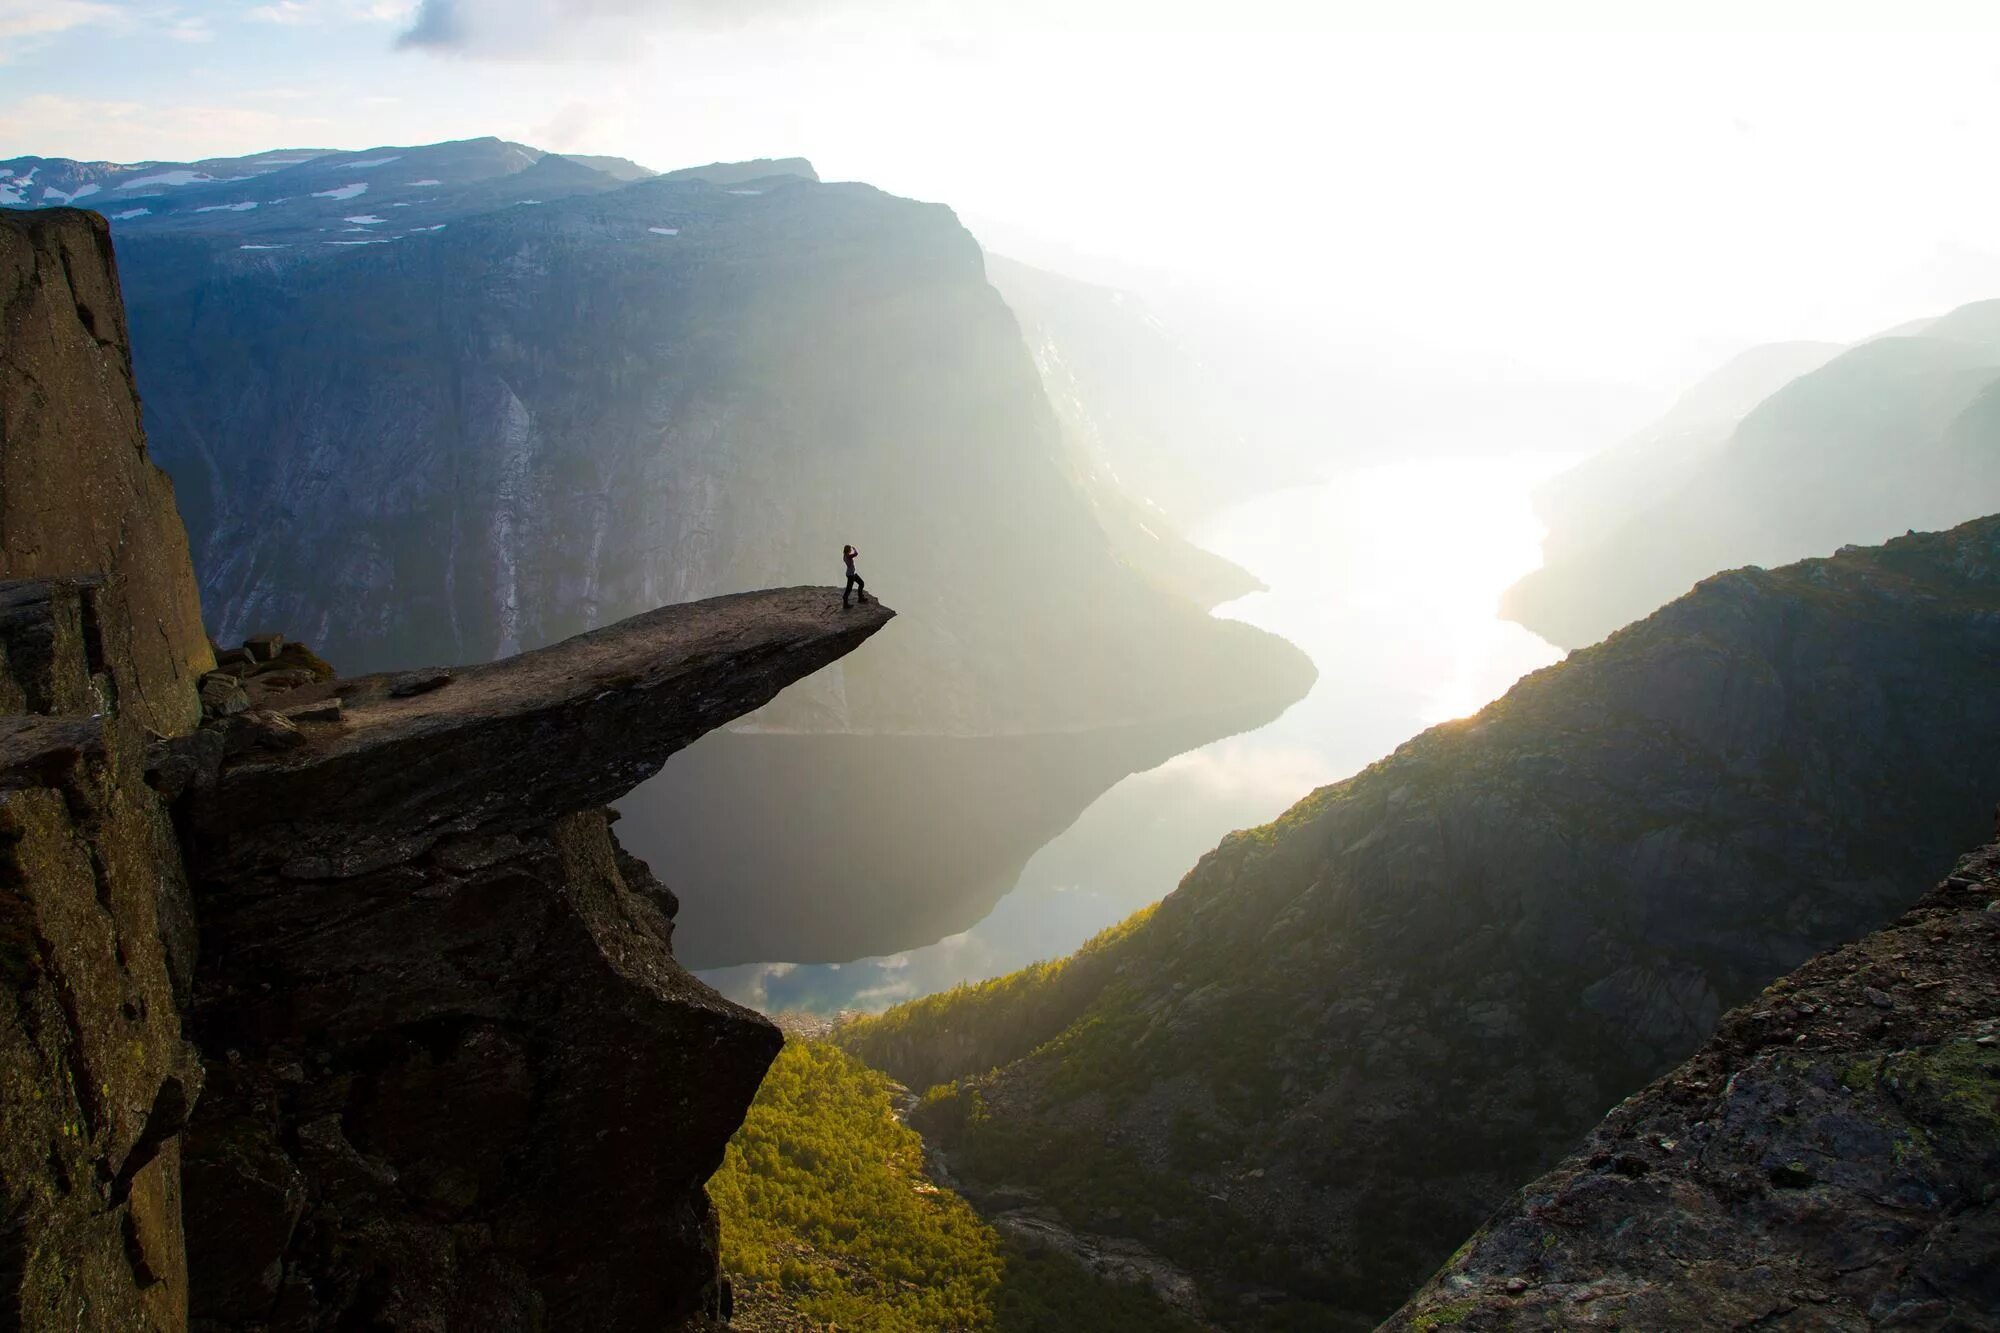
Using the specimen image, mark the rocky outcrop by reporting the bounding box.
[2,208,213,1331]
[178,591,893,1329]
[1388,836,2000,1330]
[2,207,897,1330]
[856,514,2000,1329]
[2,208,212,735]
[1,580,205,1333]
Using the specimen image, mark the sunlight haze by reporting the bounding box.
[7,2,2000,396]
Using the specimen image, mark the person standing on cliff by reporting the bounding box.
[843,544,870,608]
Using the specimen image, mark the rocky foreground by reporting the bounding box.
[1,207,892,1331]
[1388,835,2000,1330]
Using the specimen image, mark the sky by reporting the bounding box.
[6,1,2000,395]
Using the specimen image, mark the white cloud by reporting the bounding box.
[396,0,824,59]
[0,0,119,62]
[248,0,414,22]
[247,0,317,21]
[0,93,334,161]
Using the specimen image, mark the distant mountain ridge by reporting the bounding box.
[660,157,816,185]
[1506,302,2000,647]
[842,513,2000,1328]
[0,138,661,248]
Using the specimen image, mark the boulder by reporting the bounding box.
[197,674,249,718]
[241,633,283,661]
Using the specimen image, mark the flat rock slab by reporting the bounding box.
[189,587,892,879]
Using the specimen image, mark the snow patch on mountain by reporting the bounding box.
[312,183,368,200]
[0,167,36,206]
[649,227,680,235]
[343,214,387,224]
[342,156,403,169]
[42,183,101,204]
[196,201,260,213]
[110,207,151,220]
[121,170,217,189]
[408,178,442,186]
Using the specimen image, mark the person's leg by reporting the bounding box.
[855,574,867,604]
[844,573,857,607]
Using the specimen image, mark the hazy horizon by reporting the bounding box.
[8,2,2000,409]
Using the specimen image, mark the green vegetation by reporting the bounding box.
[1407,1299,1477,1330]
[835,905,1163,1091]
[712,1039,1207,1332]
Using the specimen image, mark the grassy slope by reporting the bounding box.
[712,1039,1205,1333]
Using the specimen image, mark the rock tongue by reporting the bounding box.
[177,585,890,1329]
[189,586,894,878]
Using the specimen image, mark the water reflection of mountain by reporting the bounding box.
[621,699,1299,968]
[702,458,1573,1011]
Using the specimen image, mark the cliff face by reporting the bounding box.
[849,514,2000,1328]
[92,152,1312,964]
[2,209,213,1332]
[1389,836,2000,1330]
[1,581,206,1332]
[0,209,893,1330]
[1505,310,2000,648]
[1,209,213,734]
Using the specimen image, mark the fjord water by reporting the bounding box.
[703,454,1576,1013]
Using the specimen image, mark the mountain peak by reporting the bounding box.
[659,157,818,186]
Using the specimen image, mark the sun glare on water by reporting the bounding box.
[1205,452,1575,733]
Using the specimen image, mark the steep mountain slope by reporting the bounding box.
[1506,308,2000,647]
[85,146,1311,963]
[988,256,1263,608]
[1523,339,1844,565]
[842,514,2000,1329]
[1389,835,2000,1330]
